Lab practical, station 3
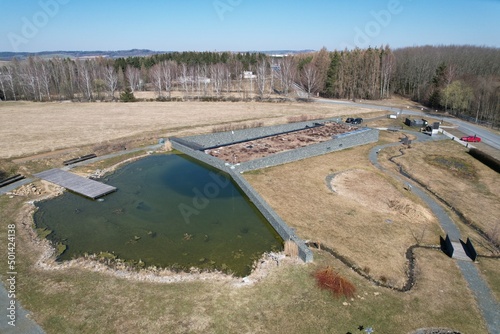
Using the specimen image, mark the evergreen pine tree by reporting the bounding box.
[120,87,136,102]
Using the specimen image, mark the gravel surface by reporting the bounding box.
[206,122,358,163]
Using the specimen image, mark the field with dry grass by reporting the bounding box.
[245,138,442,288]
[378,140,500,250]
[0,100,368,159]
[0,193,489,333]
[0,100,498,333]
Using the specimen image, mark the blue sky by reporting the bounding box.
[1,0,499,52]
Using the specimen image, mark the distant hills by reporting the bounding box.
[0,49,315,61]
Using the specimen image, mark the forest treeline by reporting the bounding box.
[0,45,498,125]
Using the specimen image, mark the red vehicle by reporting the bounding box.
[460,135,481,142]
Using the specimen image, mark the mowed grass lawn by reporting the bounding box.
[0,102,497,333]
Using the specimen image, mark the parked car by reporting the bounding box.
[351,118,363,124]
[460,135,481,142]
[345,117,354,123]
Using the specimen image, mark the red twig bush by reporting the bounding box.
[313,266,356,298]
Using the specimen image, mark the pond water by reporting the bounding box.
[34,153,282,276]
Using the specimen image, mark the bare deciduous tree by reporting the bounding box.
[103,65,118,100]
[256,58,268,98]
[163,61,177,98]
[27,57,53,101]
[0,70,6,101]
[210,63,225,97]
[150,63,163,98]
[20,58,38,101]
[125,65,140,93]
[180,63,189,95]
[380,46,395,99]
[301,62,320,98]
[278,56,296,96]
[5,65,17,100]
[76,60,94,101]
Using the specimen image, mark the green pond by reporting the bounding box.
[34,153,283,276]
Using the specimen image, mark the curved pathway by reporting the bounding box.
[370,130,499,334]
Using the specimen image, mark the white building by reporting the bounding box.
[178,76,211,84]
[242,71,256,79]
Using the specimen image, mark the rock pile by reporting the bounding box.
[11,183,43,196]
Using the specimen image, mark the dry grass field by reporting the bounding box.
[0,100,498,333]
[245,139,442,288]
[0,100,367,159]
[378,140,500,250]
[0,194,489,333]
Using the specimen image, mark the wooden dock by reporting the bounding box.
[35,169,116,199]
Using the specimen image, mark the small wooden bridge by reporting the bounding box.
[451,241,473,262]
[35,169,116,199]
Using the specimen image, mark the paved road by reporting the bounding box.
[315,98,500,151]
[405,110,500,151]
[369,131,500,334]
[0,281,45,334]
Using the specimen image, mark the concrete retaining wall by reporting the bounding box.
[171,137,314,263]
[237,128,379,172]
[229,170,314,262]
[171,138,229,172]
[182,118,342,149]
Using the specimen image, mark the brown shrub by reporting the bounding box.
[211,121,264,133]
[313,266,356,298]
[286,114,323,123]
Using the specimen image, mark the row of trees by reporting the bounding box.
[0,57,119,102]
[0,52,318,101]
[1,45,498,125]
[322,46,395,100]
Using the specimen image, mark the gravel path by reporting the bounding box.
[370,130,500,334]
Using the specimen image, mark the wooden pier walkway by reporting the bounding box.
[35,169,116,199]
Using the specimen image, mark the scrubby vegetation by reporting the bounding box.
[313,266,356,298]
[427,155,477,180]
[211,121,264,133]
